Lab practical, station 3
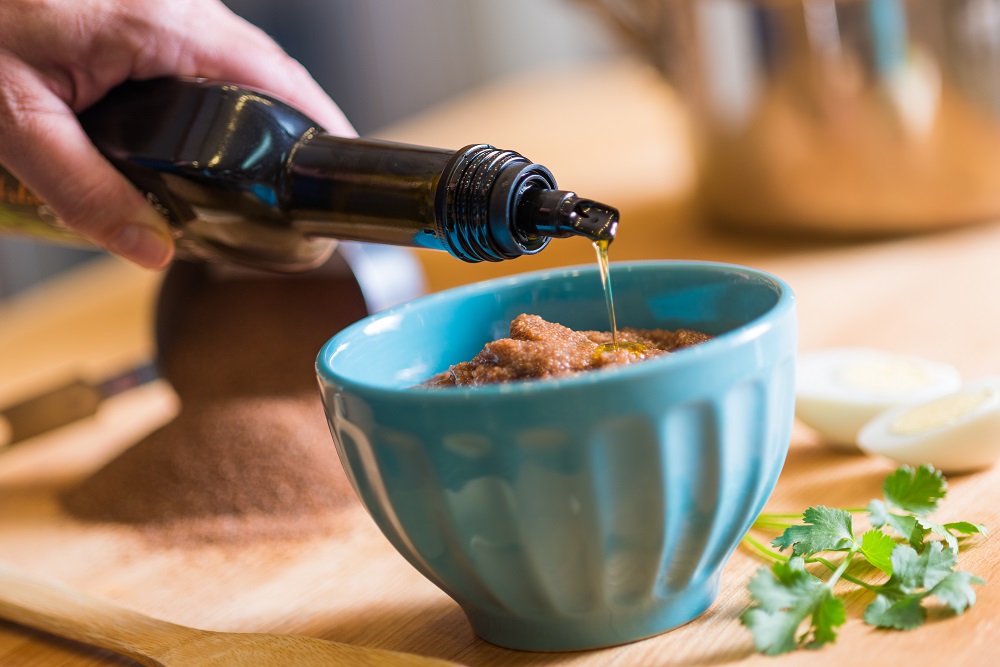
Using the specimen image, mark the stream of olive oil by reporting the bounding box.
[593,239,647,358]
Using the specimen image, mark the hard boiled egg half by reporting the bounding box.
[858,377,1000,473]
[795,348,961,449]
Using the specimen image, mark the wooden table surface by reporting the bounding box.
[2,59,999,666]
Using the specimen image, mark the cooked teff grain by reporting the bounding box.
[425,314,711,387]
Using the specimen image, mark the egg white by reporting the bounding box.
[857,376,1000,473]
[795,348,962,449]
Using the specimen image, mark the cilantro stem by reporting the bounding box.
[741,534,880,592]
[741,533,788,563]
[835,571,877,591]
[809,556,840,571]
[809,556,879,592]
[756,509,867,522]
[752,518,801,530]
[823,547,858,590]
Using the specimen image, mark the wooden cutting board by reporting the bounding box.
[2,59,999,666]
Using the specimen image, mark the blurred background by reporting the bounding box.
[0,0,619,298]
[9,0,1000,297]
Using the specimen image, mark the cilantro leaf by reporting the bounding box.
[916,518,959,553]
[772,506,855,557]
[864,593,927,630]
[868,500,971,554]
[930,571,984,614]
[743,464,986,655]
[943,521,988,538]
[746,558,815,613]
[868,499,930,550]
[865,544,959,629]
[887,542,956,592]
[867,543,983,625]
[741,558,845,655]
[882,464,946,516]
[808,590,847,648]
[866,498,891,527]
[860,529,896,576]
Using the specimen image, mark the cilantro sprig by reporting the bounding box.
[740,464,986,655]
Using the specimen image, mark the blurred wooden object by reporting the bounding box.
[1,59,999,665]
[0,563,459,666]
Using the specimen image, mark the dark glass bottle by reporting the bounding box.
[0,78,618,272]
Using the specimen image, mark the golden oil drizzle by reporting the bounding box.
[592,238,648,360]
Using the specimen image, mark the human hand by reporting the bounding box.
[0,0,354,269]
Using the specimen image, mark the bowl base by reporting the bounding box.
[462,572,721,652]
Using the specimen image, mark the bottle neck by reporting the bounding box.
[288,139,584,263]
[435,144,554,262]
[287,134,455,249]
[437,145,619,261]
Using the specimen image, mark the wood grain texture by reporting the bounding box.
[0,563,459,666]
[1,58,998,666]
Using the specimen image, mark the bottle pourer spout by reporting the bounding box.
[515,188,619,244]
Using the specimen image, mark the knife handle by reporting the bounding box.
[0,380,101,448]
[0,363,158,449]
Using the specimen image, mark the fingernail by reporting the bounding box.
[107,223,174,269]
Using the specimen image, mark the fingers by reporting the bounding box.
[146,0,356,137]
[222,46,358,138]
[0,55,174,269]
[0,0,350,272]
[208,14,356,136]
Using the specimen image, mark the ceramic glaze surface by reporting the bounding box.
[317,261,797,651]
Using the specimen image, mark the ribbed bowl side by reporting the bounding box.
[317,260,798,650]
[323,347,795,651]
[656,353,796,595]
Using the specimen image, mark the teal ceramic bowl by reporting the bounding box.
[316,261,796,651]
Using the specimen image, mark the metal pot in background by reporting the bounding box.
[584,0,1000,235]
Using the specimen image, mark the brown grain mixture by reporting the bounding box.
[424,314,711,387]
[60,256,369,545]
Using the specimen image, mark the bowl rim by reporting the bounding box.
[316,259,795,398]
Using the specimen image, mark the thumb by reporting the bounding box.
[0,61,174,269]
